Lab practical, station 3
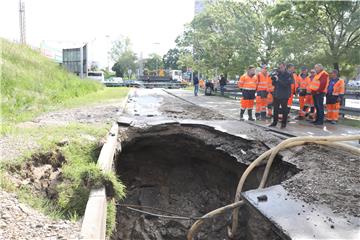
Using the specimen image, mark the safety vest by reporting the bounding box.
[292,73,299,89]
[306,77,314,94]
[238,74,257,90]
[298,75,310,90]
[256,72,269,91]
[332,79,345,96]
[309,70,329,93]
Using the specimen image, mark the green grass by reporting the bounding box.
[0,123,125,222]
[1,38,104,124]
[106,199,117,236]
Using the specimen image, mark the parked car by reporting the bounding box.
[348,80,360,88]
[103,77,124,87]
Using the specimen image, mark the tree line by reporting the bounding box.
[176,0,359,79]
[109,0,359,80]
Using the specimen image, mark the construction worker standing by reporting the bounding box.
[326,69,345,124]
[269,63,294,129]
[305,69,316,120]
[295,67,310,120]
[310,64,329,125]
[255,65,270,120]
[238,66,257,121]
[287,64,298,117]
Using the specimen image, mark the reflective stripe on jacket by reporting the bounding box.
[310,70,329,93]
[256,72,270,91]
[238,74,257,90]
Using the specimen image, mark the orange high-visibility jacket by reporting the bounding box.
[256,72,270,91]
[238,74,257,90]
[306,77,314,94]
[298,75,310,90]
[309,70,329,93]
[292,73,300,94]
[332,79,345,96]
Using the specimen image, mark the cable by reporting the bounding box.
[187,135,360,240]
[117,204,189,217]
[118,204,215,220]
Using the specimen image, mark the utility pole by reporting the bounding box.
[19,0,26,44]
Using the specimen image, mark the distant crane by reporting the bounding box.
[19,0,26,44]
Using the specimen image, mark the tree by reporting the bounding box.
[111,50,137,78]
[144,53,164,71]
[272,1,360,72]
[110,36,131,62]
[163,48,180,69]
[176,0,260,79]
[90,61,99,71]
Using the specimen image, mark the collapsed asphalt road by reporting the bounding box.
[112,89,359,240]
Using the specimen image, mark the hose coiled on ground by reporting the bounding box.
[187,135,360,240]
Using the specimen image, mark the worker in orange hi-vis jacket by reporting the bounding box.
[266,70,275,119]
[326,69,345,124]
[286,64,299,118]
[238,66,257,121]
[255,64,271,121]
[309,63,330,125]
[295,66,311,120]
[305,69,316,121]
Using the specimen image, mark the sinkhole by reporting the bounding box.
[112,125,299,240]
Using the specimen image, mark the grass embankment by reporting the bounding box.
[1,38,104,124]
[0,39,128,235]
[0,123,125,228]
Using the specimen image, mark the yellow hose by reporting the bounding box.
[187,135,360,240]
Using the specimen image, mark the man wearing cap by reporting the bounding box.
[269,63,294,129]
[295,66,310,120]
[238,66,257,121]
[255,65,270,120]
[310,64,329,125]
[326,70,345,124]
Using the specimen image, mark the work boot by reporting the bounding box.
[261,112,266,121]
[255,113,260,121]
[331,120,337,124]
[295,116,304,120]
[240,109,245,121]
[248,109,255,121]
[269,122,277,127]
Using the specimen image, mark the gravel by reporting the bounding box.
[0,191,80,240]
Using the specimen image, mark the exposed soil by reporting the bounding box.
[5,149,66,200]
[112,125,299,240]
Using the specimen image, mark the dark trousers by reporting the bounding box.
[273,97,288,124]
[313,93,325,123]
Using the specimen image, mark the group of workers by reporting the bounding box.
[237,63,345,129]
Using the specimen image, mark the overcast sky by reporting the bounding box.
[0,0,195,67]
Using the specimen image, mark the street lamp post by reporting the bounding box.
[105,35,110,71]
